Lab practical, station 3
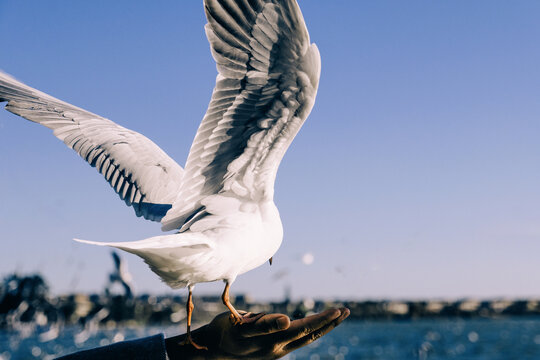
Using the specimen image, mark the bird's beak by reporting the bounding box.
[269,257,273,266]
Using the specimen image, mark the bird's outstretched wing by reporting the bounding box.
[0,72,184,222]
[162,0,320,231]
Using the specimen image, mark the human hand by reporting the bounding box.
[165,307,350,360]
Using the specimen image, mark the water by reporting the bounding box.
[2,317,540,359]
[289,317,540,360]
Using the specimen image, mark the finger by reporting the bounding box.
[283,307,350,353]
[239,313,291,338]
[243,312,267,321]
[274,308,343,343]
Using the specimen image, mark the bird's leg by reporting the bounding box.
[222,281,243,324]
[180,285,207,350]
[221,281,264,325]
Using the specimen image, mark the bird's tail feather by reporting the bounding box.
[74,235,213,289]
[74,234,213,251]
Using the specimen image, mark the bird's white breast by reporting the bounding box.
[179,194,283,285]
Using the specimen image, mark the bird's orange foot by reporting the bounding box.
[229,311,266,325]
[180,334,208,350]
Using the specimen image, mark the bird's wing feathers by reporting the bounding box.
[0,72,184,222]
[161,0,320,231]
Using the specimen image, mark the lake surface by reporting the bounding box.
[2,317,540,359]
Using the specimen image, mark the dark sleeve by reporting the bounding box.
[56,334,168,360]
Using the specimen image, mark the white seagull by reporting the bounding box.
[0,0,320,348]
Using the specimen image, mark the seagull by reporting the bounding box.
[106,251,135,298]
[0,0,320,348]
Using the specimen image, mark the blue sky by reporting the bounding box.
[1,1,540,301]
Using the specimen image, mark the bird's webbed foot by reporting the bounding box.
[179,334,208,350]
[229,311,266,325]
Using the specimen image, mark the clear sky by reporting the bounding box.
[1,1,540,301]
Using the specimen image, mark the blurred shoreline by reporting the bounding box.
[2,272,540,331]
